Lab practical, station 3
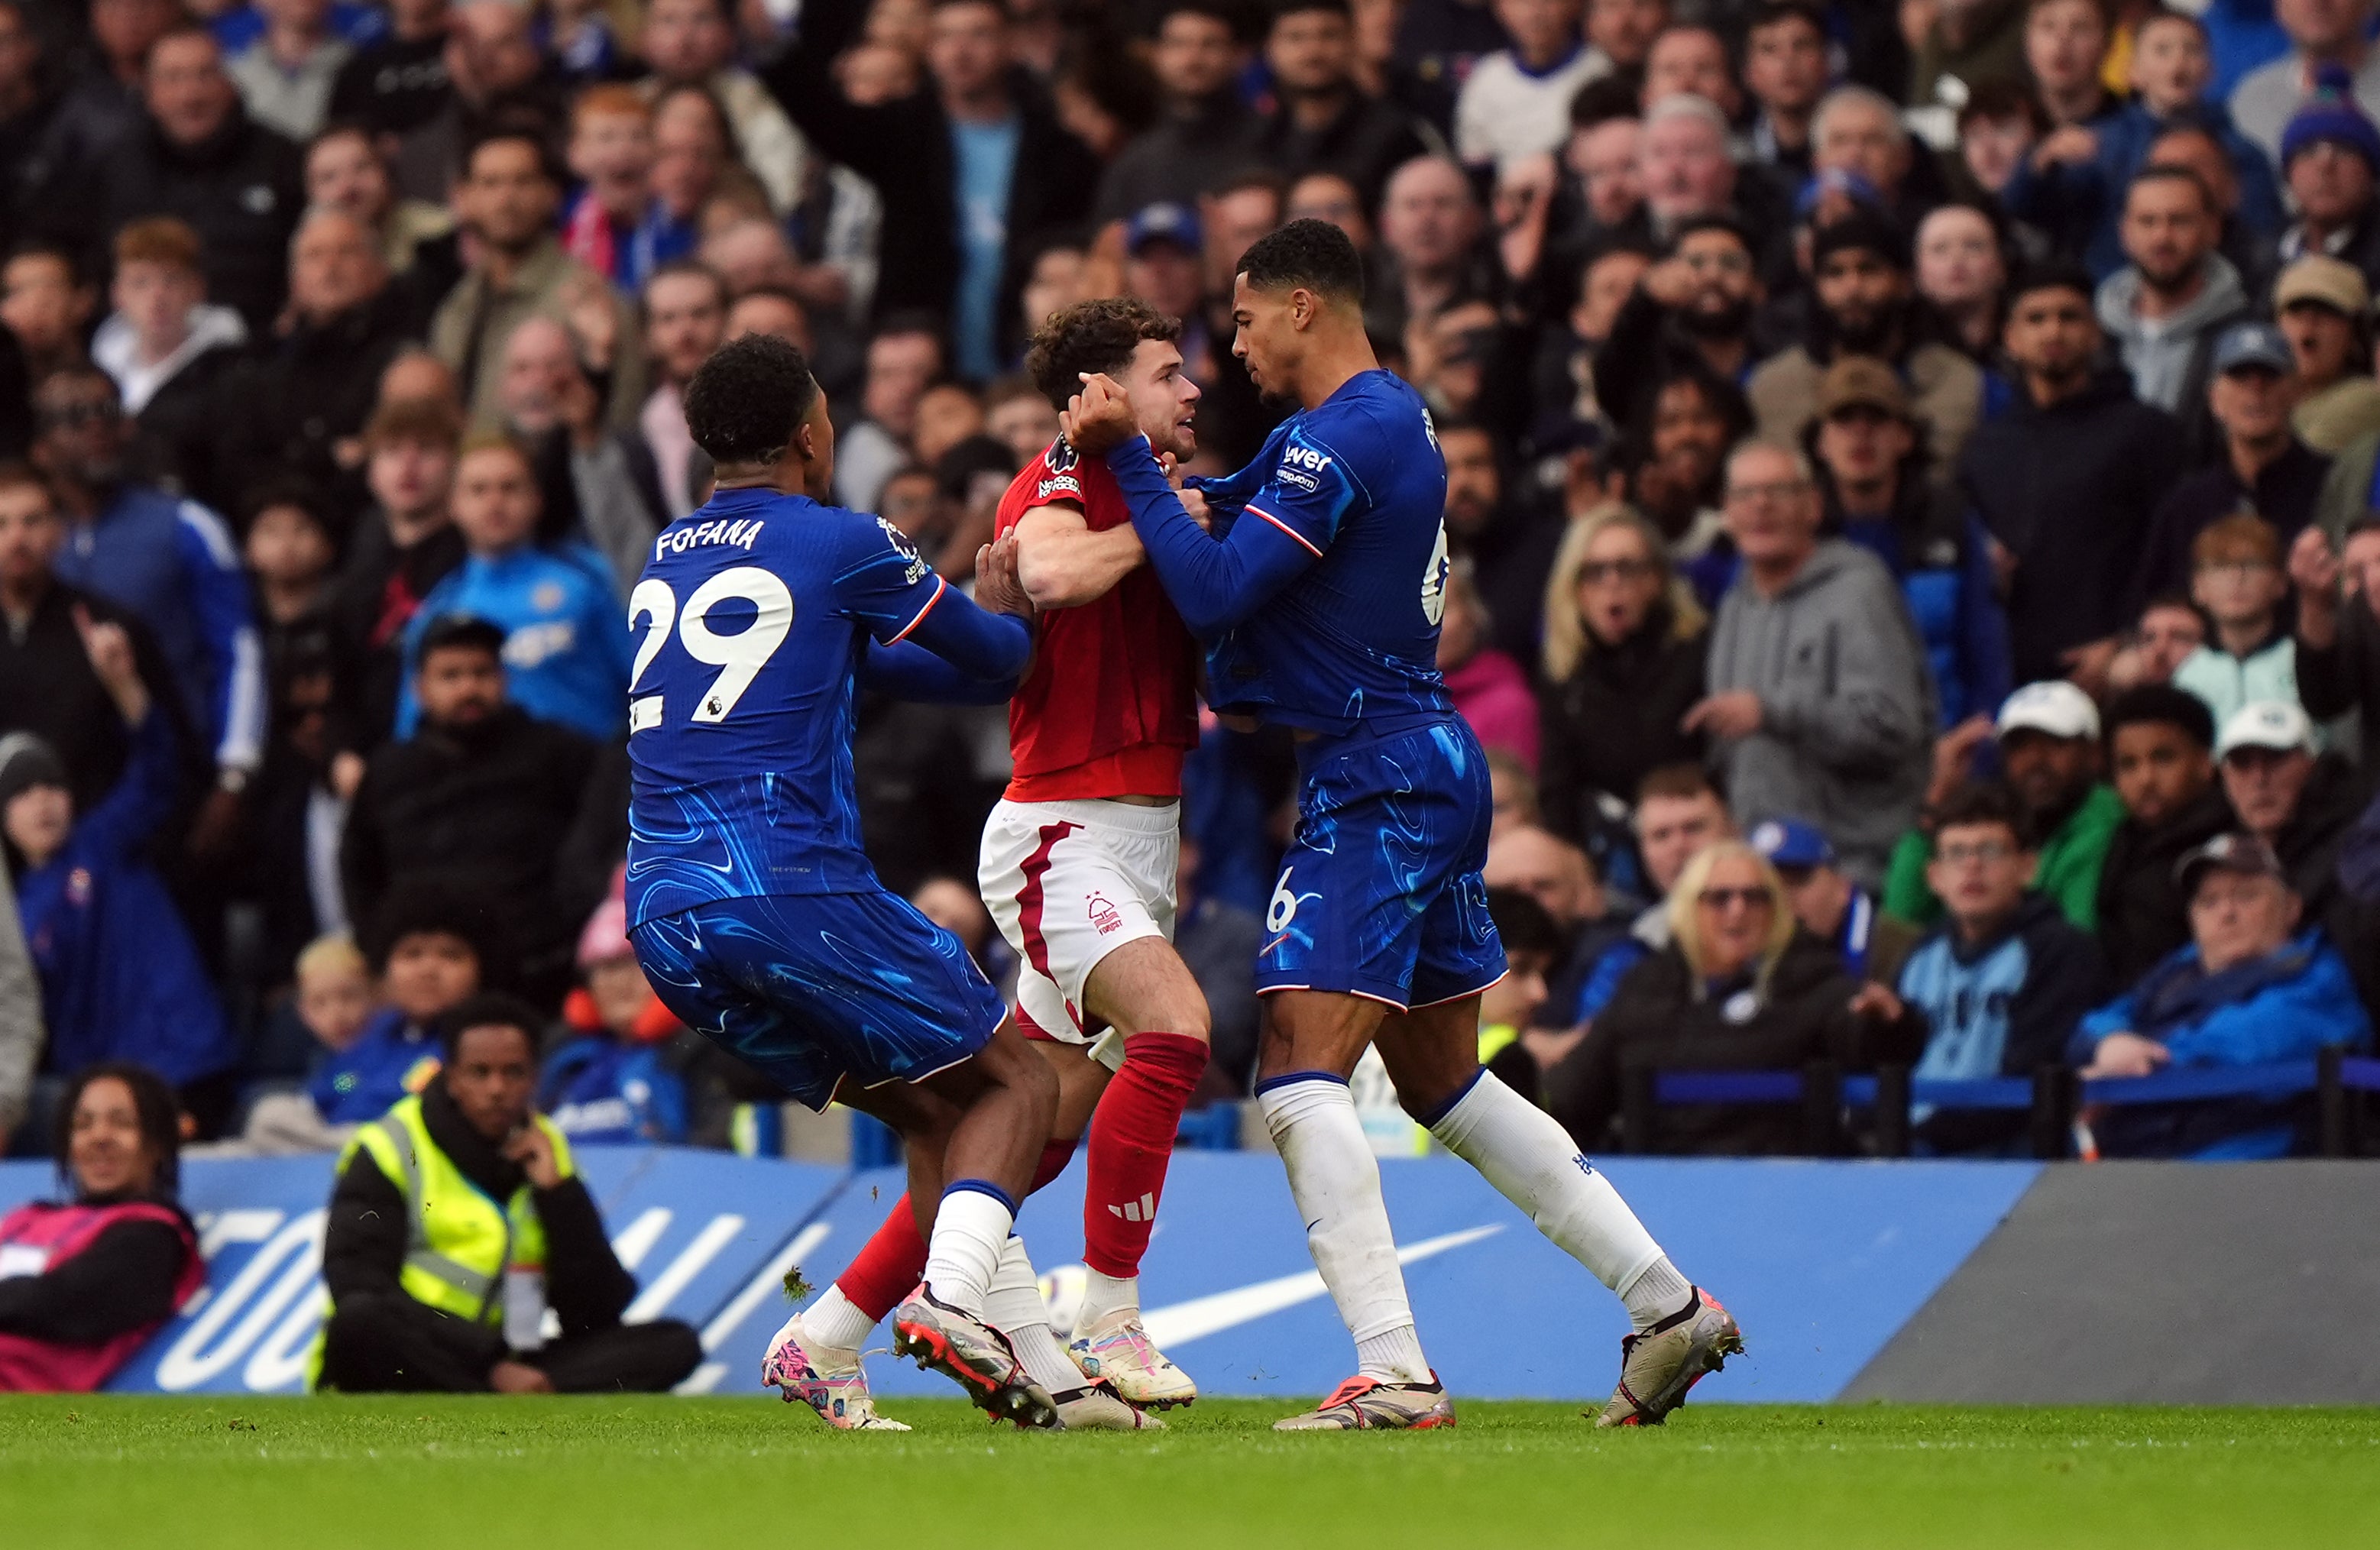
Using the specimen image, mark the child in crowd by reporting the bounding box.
[2,612,239,1134]
[2174,515,2300,731]
[308,882,494,1128]
[296,935,375,1044]
[2006,8,2282,278]
[209,934,378,1154]
[397,435,631,740]
[541,891,690,1146]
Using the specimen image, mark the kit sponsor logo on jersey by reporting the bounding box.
[1277,438,1332,493]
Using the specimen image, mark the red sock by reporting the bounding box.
[837,1137,1082,1321]
[1081,1032,1208,1280]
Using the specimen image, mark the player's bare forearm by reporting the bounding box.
[1104,437,1312,636]
[1017,522,1146,609]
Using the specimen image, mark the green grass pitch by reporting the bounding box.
[5,1396,2376,1548]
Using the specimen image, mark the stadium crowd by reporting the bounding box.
[0,0,2375,1177]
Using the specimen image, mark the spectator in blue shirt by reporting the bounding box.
[396,434,630,741]
[1888,783,2110,1153]
[2,608,238,1128]
[2069,830,2372,1158]
[31,366,264,849]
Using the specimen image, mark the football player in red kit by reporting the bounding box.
[761,299,1211,1431]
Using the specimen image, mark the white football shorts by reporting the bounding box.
[978,797,1180,1043]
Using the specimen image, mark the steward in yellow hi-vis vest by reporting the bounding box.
[310,994,701,1393]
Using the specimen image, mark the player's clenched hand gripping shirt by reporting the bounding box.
[625,485,1029,927]
[1101,368,1454,737]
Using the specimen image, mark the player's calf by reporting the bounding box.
[1070,940,1211,1405]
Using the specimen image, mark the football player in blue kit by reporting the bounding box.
[623,335,1063,1428]
[1059,220,1744,1430]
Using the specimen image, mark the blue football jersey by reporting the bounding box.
[625,486,950,925]
[1189,370,1454,735]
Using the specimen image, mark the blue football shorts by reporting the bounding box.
[1254,716,1507,1011]
[631,889,1006,1112]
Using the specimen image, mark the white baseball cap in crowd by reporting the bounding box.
[2215,701,2317,761]
[1994,680,2100,743]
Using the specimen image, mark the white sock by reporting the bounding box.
[800,1284,876,1354]
[1074,1268,1139,1335]
[1258,1073,1431,1383]
[1355,1325,1430,1385]
[923,1184,1015,1317]
[1620,1256,1695,1334]
[984,1236,1084,1396]
[1426,1071,1682,1329]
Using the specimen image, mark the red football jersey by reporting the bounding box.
[992,436,1197,801]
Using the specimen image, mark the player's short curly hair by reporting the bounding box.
[1022,297,1182,410]
[684,334,819,466]
[1236,217,1365,304]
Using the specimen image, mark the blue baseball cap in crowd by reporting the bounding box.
[2211,321,2294,377]
[1125,202,1202,256]
[1750,818,1835,871]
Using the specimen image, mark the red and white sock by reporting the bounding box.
[832,1137,1081,1326]
[1079,1031,1207,1314]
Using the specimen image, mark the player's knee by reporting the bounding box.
[1006,1040,1061,1118]
[1161,994,1211,1045]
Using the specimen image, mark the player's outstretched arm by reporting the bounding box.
[1103,436,1316,636]
[898,582,1033,681]
[862,640,1021,704]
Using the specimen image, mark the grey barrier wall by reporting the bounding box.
[1844,1160,2380,1404]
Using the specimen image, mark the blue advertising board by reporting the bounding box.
[0,1150,845,1395]
[0,1150,2038,1400]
